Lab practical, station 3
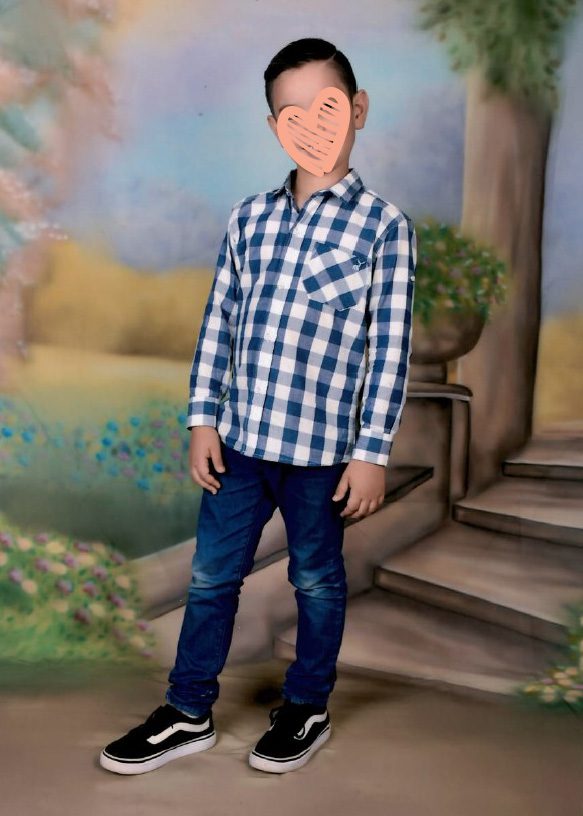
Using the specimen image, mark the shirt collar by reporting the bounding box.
[268,166,364,206]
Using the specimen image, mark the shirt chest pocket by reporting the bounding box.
[300,241,370,311]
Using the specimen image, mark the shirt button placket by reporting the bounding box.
[247,199,318,438]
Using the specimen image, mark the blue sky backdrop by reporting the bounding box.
[52,0,583,317]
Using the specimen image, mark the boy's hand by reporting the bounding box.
[332,460,386,520]
[189,427,226,495]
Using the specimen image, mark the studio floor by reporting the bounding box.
[1,657,582,816]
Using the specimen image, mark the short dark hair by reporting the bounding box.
[264,38,358,117]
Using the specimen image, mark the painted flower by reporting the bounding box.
[541,687,558,702]
[89,602,106,618]
[21,579,38,594]
[34,532,50,544]
[56,578,73,594]
[129,635,146,650]
[119,607,136,621]
[557,677,573,688]
[76,552,96,567]
[0,532,14,547]
[115,574,131,590]
[111,551,126,565]
[82,581,99,598]
[46,540,65,554]
[92,565,109,580]
[63,553,78,568]
[17,536,33,551]
[108,593,126,608]
[51,599,69,613]
[34,557,51,573]
[0,551,8,567]
[50,562,67,575]
[564,690,583,703]
[8,568,23,583]
[91,542,108,556]
[136,619,151,631]
[73,607,92,625]
[74,541,92,552]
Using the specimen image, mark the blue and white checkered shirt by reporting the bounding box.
[187,166,417,467]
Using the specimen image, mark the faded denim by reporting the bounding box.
[165,438,350,716]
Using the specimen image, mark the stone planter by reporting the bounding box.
[411,307,486,364]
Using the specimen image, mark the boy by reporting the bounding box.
[100,37,416,776]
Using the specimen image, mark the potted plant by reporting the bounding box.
[411,220,507,364]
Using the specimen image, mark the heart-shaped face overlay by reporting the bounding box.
[276,85,351,177]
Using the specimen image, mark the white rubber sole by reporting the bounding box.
[99,731,217,775]
[248,724,331,773]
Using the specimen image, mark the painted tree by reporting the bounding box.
[418,0,581,490]
[0,0,117,383]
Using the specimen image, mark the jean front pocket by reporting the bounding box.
[300,241,369,311]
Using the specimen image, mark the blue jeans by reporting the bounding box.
[165,438,350,716]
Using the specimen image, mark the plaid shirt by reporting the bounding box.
[187,166,417,467]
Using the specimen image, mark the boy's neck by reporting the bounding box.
[291,161,351,210]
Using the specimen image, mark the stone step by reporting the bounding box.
[453,476,583,548]
[503,433,583,481]
[374,519,583,644]
[273,588,564,702]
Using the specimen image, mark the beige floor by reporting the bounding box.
[1,658,582,816]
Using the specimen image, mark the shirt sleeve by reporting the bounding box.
[351,213,417,467]
[186,207,240,430]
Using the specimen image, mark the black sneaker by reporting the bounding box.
[99,704,216,775]
[248,700,331,773]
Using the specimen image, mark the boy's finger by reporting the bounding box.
[210,450,226,475]
[332,477,349,501]
[194,462,221,492]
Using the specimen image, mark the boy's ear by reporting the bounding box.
[352,89,369,129]
[267,114,278,139]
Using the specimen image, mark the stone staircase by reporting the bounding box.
[274,430,583,702]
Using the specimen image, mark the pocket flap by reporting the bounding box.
[301,242,369,311]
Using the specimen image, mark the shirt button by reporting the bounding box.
[352,263,360,270]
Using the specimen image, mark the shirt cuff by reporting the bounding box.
[186,398,219,430]
[351,428,394,467]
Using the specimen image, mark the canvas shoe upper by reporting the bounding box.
[249,700,332,774]
[99,703,216,775]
